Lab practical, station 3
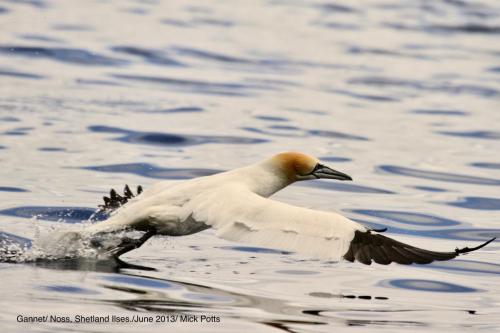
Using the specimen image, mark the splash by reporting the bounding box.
[0,222,149,263]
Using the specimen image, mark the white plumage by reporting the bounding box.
[83,152,494,265]
[189,184,363,260]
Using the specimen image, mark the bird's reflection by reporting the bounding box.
[27,256,156,272]
[2,231,480,331]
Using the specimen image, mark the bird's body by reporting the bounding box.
[81,152,494,264]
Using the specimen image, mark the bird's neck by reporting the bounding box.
[234,161,294,197]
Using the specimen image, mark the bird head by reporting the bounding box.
[271,152,352,182]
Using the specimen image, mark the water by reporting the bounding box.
[1,0,500,331]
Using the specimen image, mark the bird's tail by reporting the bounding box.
[97,185,143,214]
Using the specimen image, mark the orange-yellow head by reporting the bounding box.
[269,152,352,182]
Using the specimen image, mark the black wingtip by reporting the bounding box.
[455,237,496,255]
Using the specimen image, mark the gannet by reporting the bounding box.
[82,152,494,265]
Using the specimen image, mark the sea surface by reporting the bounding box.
[1,0,500,332]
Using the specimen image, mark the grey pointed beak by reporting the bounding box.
[312,164,352,181]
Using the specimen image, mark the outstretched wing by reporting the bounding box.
[187,185,364,260]
[188,185,494,264]
[344,230,495,265]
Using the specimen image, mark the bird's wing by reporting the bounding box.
[187,184,363,260]
[343,230,494,265]
[187,185,494,264]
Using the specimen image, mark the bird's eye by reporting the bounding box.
[308,163,322,174]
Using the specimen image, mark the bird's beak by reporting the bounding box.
[312,164,352,181]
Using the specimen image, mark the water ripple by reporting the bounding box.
[254,115,289,122]
[446,197,500,210]
[276,270,318,275]
[172,46,340,72]
[75,78,123,86]
[411,109,467,116]
[347,46,432,60]
[0,69,46,80]
[349,76,500,98]
[429,24,500,35]
[380,279,478,293]
[52,24,92,31]
[301,181,394,194]
[38,147,66,152]
[309,129,369,141]
[349,209,460,227]
[471,162,500,170]
[6,0,47,9]
[0,186,28,192]
[3,130,27,136]
[0,206,106,223]
[0,116,20,122]
[153,106,204,113]
[320,156,352,163]
[173,46,253,64]
[83,163,220,179]
[412,185,447,192]
[19,34,65,43]
[352,218,500,241]
[111,46,184,66]
[385,21,500,35]
[329,88,399,102]
[427,259,500,275]
[317,3,356,13]
[219,246,291,255]
[437,130,500,140]
[110,74,265,96]
[0,46,128,66]
[88,125,267,147]
[378,165,500,186]
[101,275,179,289]
[43,285,99,295]
[192,17,234,27]
[0,231,32,248]
[242,126,368,141]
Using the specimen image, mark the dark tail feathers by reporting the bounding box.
[98,185,143,213]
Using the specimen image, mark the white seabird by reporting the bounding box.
[82,152,494,265]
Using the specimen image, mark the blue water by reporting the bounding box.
[1,0,499,332]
